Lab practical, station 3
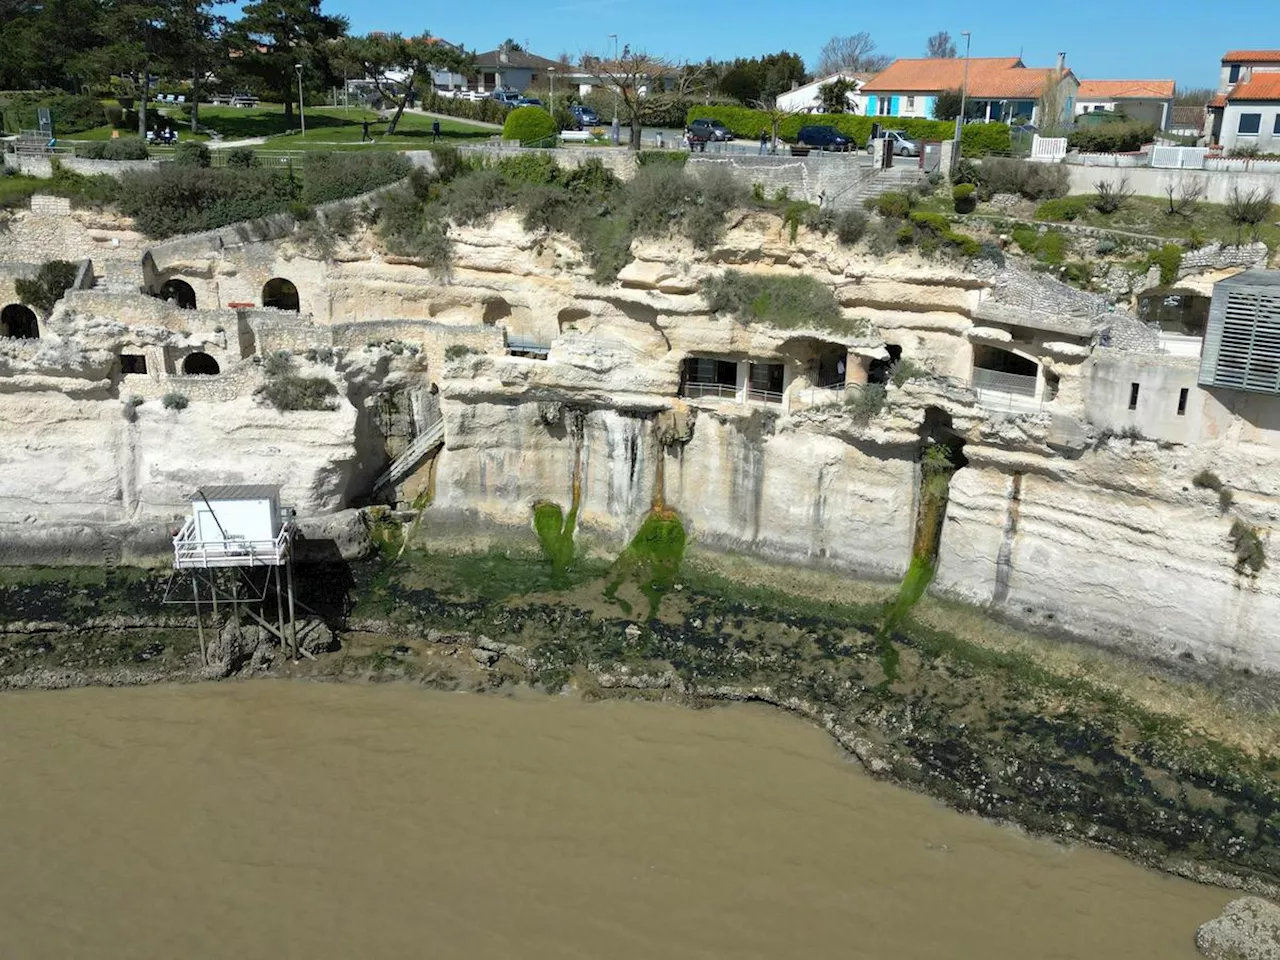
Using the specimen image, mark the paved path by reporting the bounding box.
[401,107,503,130]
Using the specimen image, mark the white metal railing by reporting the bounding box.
[972,367,1038,397]
[1151,145,1208,170]
[748,387,784,405]
[680,382,739,401]
[506,336,552,355]
[172,518,293,568]
[792,382,851,410]
[1030,135,1067,163]
[373,417,445,491]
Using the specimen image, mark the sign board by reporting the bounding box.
[37,108,53,136]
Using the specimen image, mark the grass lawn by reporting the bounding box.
[0,172,43,209]
[183,102,495,146]
[1034,194,1280,250]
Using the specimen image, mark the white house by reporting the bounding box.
[859,55,1078,126]
[775,72,871,114]
[1074,79,1174,130]
[1207,50,1280,152]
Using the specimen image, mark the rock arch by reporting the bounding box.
[182,352,220,375]
[262,278,300,312]
[0,304,39,339]
[159,278,197,310]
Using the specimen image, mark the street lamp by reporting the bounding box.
[548,66,555,118]
[956,31,971,142]
[609,33,620,145]
[295,62,306,136]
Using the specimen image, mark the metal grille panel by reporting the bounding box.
[1199,274,1280,395]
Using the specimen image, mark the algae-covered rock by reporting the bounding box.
[1197,897,1280,960]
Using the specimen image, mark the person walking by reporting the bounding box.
[361,119,371,142]
[431,119,441,143]
[759,128,768,155]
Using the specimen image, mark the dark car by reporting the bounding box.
[569,104,600,129]
[688,118,733,142]
[516,97,544,107]
[796,125,854,151]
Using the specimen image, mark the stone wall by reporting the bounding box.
[5,155,161,179]
[687,153,876,209]
[1180,242,1270,272]
[1,202,146,279]
[1067,163,1280,205]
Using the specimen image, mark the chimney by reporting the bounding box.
[791,80,800,91]
[1056,52,1066,73]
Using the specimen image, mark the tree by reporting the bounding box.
[587,46,683,149]
[925,31,956,58]
[1225,185,1275,243]
[161,0,228,133]
[74,0,180,136]
[15,260,78,317]
[229,0,347,126]
[501,38,524,52]
[816,33,890,76]
[716,50,805,105]
[818,77,857,113]
[334,33,470,135]
[1036,69,1070,134]
[751,95,801,154]
[933,88,963,120]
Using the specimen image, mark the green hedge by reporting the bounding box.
[0,91,107,135]
[502,106,558,144]
[300,151,409,205]
[76,138,150,160]
[1067,122,1155,154]
[684,105,1010,156]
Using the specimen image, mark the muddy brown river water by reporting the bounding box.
[0,681,1230,959]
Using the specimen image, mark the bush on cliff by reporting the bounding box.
[15,259,79,316]
[117,165,301,238]
[702,270,863,336]
[301,150,409,206]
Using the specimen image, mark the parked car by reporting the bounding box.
[491,90,521,105]
[516,97,544,107]
[796,125,854,151]
[868,129,920,157]
[569,104,600,129]
[688,118,733,142]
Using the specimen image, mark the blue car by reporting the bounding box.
[570,105,600,129]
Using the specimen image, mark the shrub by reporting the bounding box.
[845,383,887,424]
[873,191,912,219]
[1012,225,1040,254]
[497,152,561,185]
[636,150,688,168]
[1093,177,1134,215]
[981,157,1068,200]
[702,270,862,336]
[261,350,294,377]
[117,165,300,238]
[301,151,409,205]
[1037,230,1068,265]
[1035,195,1092,222]
[959,123,1012,158]
[444,168,512,224]
[1094,238,1117,255]
[1068,122,1154,154]
[1229,519,1266,575]
[1152,243,1183,286]
[379,192,452,270]
[890,358,927,387]
[1192,469,1224,492]
[907,212,982,258]
[78,138,150,161]
[162,392,189,410]
[225,147,259,169]
[1225,185,1276,244]
[952,182,976,213]
[502,106,557,144]
[445,343,481,360]
[835,209,868,246]
[258,375,338,411]
[15,259,78,316]
[0,92,106,135]
[173,141,211,168]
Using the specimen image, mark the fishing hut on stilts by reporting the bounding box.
[165,485,302,664]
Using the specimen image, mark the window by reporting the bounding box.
[1274,114,1280,135]
[878,98,893,116]
[1228,64,1241,83]
[906,96,915,111]
[1238,113,1262,135]
[120,354,147,375]
[1128,383,1140,410]
[1177,388,1189,416]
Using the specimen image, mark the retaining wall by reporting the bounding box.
[1067,163,1280,204]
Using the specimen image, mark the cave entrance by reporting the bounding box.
[680,356,739,401]
[972,344,1039,397]
[182,352,220,375]
[121,353,148,375]
[748,362,785,404]
[159,278,197,310]
[867,344,902,385]
[262,278,300,312]
[0,303,39,339]
[482,298,512,325]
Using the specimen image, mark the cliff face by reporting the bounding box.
[1,203,1278,672]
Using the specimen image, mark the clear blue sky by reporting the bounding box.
[328,0,1280,90]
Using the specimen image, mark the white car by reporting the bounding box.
[869,130,921,157]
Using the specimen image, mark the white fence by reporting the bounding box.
[1151,145,1210,170]
[1030,135,1067,163]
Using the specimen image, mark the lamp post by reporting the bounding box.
[956,31,971,142]
[609,33,620,145]
[548,66,555,118]
[295,62,306,136]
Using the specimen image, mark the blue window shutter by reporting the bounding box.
[866,95,877,115]
[890,96,899,115]
[922,96,935,118]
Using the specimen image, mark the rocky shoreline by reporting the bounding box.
[2,547,1280,904]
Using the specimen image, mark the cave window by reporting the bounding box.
[557,307,589,331]
[159,279,196,310]
[262,278,300,312]
[121,354,148,375]
[867,344,903,385]
[182,352,220,376]
[680,356,739,400]
[1043,370,1060,401]
[482,299,512,325]
[1128,383,1140,410]
[0,303,39,339]
[748,362,784,403]
[1177,387,1188,416]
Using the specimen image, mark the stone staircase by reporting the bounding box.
[372,418,445,493]
[94,274,142,296]
[832,165,929,209]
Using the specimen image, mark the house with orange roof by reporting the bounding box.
[1074,80,1174,130]
[1207,50,1280,151]
[859,55,1078,126]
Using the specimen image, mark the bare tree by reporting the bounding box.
[1225,185,1276,243]
[925,31,956,58]
[751,95,804,154]
[1093,176,1134,214]
[557,51,573,66]
[816,33,891,76]
[586,46,680,150]
[1164,175,1206,217]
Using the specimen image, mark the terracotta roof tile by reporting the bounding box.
[1227,73,1280,100]
[1222,50,1280,63]
[1077,79,1175,99]
[862,57,1020,93]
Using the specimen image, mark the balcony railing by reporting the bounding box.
[747,387,784,405]
[173,518,293,569]
[972,367,1038,397]
[680,382,739,401]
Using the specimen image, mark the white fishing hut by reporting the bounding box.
[170,485,300,661]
